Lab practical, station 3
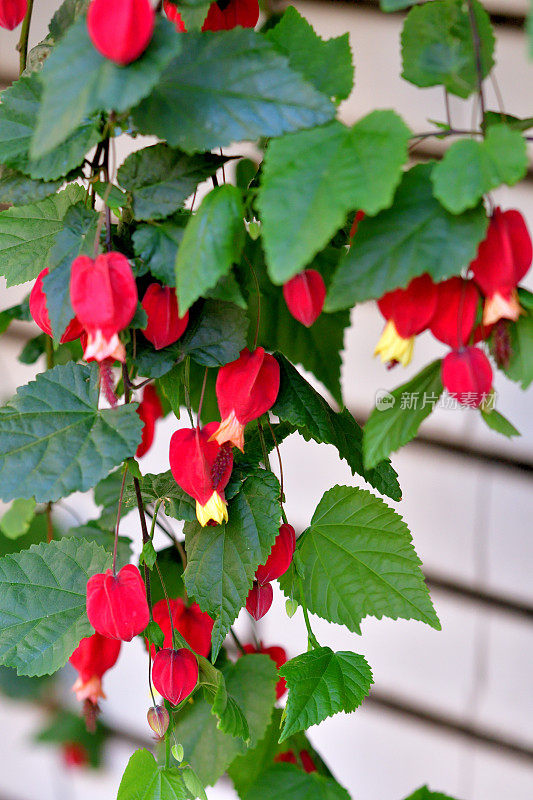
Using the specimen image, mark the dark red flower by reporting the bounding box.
[141,283,189,350]
[70,252,138,363]
[165,0,258,31]
[87,0,154,65]
[169,422,233,526]
[243,642,287,699]
[163,1,186,30]
[470,207,532,325]
[275,750,317,773]
[283,270,326,328]
[86,564,150,642]
[349,210,365,240]
[255,524,295,586]
[147,598,213,658]
[212,348,280,451]
[441,346,493,407]
[136,385,164,458]
[0,0,27,29]
[430,277,480,349]
[246,581,273,621]
[62,742,89,769]
[30,268,83,343]
[375,274,438,367]
[152,648,198,706]
[69,632,121,705]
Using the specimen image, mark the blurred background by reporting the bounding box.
[1,0,533,798]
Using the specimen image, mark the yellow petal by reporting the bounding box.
[196,492,229,527]
[374,320,415,367]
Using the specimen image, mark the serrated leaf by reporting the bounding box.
[48,0,90,40]
[33,18,179,158]
[279,647,373,740]
[0,363,142,503]
[480,408,520,438]
[117,749,188,800]
[325,163,488,309]
[133,215,188,287]
[363,360,443,469]
[0,166,63,207]
[132,29,335,153]
[381,0,420,10]
[0,537,111,676]
[241,763,351,800]
[432,126,527,213]
[0,498,36,540]
[202,669,250,742]
[484,111,533,132]
[272,354,401,501]
[123,471,196,522]
[403,788,461,800]
[66,522,132,569]
[258,114,410,284]
[205,272,246,309]
[0,184,86,287]
[183,472,280,661]
[279,485,440,634]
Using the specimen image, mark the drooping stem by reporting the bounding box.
[153,558,178,649]
[17,0,34,75]
[183,358,194,426]
[230,626,246,655]
[296,574,319,651]
[134,477,153,611]
[256,419,270,470]
[196,367,209,427]
[112,468,128,575]
[466,0,486,124]
[266,418,285,514]
[45,502,53,544]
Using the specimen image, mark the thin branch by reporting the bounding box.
[112,469,128,575]
[466,0,486,124]
[17,0,34,75]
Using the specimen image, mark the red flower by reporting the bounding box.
[441,346,493,407]
[212,348,280,451]
[255,524,295,586]
[163,1,186,30]
[246,581,273,621]
[349,210,365,240]
[62,742,89,769]
[147,598,214,658]
[283,270,326,328]
[375,274,438,367]
[430,277,480,348]
[87,0,154,65]
[70,252,138,363]
[29,267,83,343]
[136,385,164,458]
[275,750,317,773]
[164,0,259,32]
[86,564,150,642]
[470,207,532,325]
[0,0,27,29]
[152,648,198,706]
[141,283,189,350]
[169,422,233,526]
[243,642,288,699]
[69,632,121,705]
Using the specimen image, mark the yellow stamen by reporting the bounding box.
[196,491,228,527]
[374,320,414,367]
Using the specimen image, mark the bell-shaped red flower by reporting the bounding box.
[70,252,138,363]
[30,267,83,343]
[430,277,480,348]
[375,274,438,367]
[69,632,121,705]
[141,283,189,350]
[275,750,317,773]
[441,346,493,407]
[246,581,273,621]
[471,207,532,325]
[170,422,233,526]
[136,385,164,458]
[212,348,280,451]
[0,0,27,30]
[86,564,150,642]
[87,0,155,65]
[152,648,198,706]
[243,642,287,699]
[255,524,295,586]
[283,270,326,328]
[165,0,258,31]
[148,598,214,658]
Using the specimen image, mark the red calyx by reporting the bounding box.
[62,742,89,769]
[136,385,164,458]
[378,274,438,338]
[430,277,480,348]
[152,648,198,706]
[441,346,493,408]
[86,564,150,642]
[69,631,121,705]
[275,750,317,773]
[246,581,273,621]
[147,598,214,659]
[29,268,83,343]
[141,283,189,350]
[255,524,296,585]
[87,0,155,65]
[243,642,288,699]
[283,270,326,328]
[0,0,27,30]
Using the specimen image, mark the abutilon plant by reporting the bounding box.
[441,346,493,407]
[246,581,274,621]
[0,0,26,30]
[136,385,164,458]
[164,0,259,32]
[151,648,199,706]
[243,642,288,698]
[429,277,480,349]
[87,0,155,65]
[375,274,438,366]
[255,523,296,585]
[141,283,189,350]
[86,565,150,642]
[283,269,326,327]
[147,598,213,658]
[30,267,83,343]
[69,632,121,706]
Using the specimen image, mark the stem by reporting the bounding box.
[196,367,209,427]
[164,701,173,768]
[112,468,128,575]
[183,358,194,426]
[17,0,34,75]
[297,574,319,650]
[256,419,270,470]
[230,627,246,655]
[467,0,486,124]
[134,476,153,611]
[266,418,285,513]
[220,149,227,184]
[444,89,452,128]
[46,502,53,544]
[246,257,262,350]
[153,559,177,649]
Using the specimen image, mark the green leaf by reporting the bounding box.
[272,354,401,502]
[325,163,488,309]
[205,272,247,309]
[132,29,335,153]
[140,540,157,570]
[266,6,353,102]
[241,763,351,800]
[363,360,444,469]
[48,0,90,40]
[279,485,440,634]
[117,749,188,800]
[66,522,132,569]
[0,184,86,287]
[123,471,196,522]
[403,788,460,800]
[499,306,533,389]
[380,0,421,10]
[42,202,98,340]
[0,165,63,207]
[484,111,533,132]
[401,0,495,98]
[0,363,142,503]
[480,408,520,438]
[0,498,36,540]
[175,185,245,313]
[93,181,127,210]
[133,214,188,287]
[36,708,108,769]
[258,114,410,284]
[0,537,111,676]
[182,767,208,800]
[432,126,527,213]
[157,365,182,417]
[117,144,227,221]
[183,471,280,660]
[201,669,250,742]
[279,647,373,741]
[33,18,179,158]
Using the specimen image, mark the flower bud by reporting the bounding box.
[243,642,287,698]
[245,581,273,621]
[87,0,155,65]
[255,524,295,586]
[136,385,164,458]
[152,648,198,706]
[30,267,83,343]
[141,283,189,350]
[147,598,213,658]
[375,274,438,367]
[147,704,170,739]
[430,277,479,348]
[69,631,121,705]
[283,270,326,328]
[0,0,27,30]
[86,564,150,642]
[441,346,493,408]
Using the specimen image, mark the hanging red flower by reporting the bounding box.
[429,277,480,348]
[441,346,493,407]
[87,0,155,65]
[283,270,326,328]
[243,642,288,699]
[275,750,317,773]
[375,274,438,366]
[62,742,89,769]
[30,267,83,343]
[69,632,121,705]
[152,648,198,706]
[255,524,296,586]
[0,0,27,30]
[141,283,189,350]
[246,581,273,621]
[136,385,164,458]
[147,598,214,658]
[164,0,259,32]
[86,564,150,642]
